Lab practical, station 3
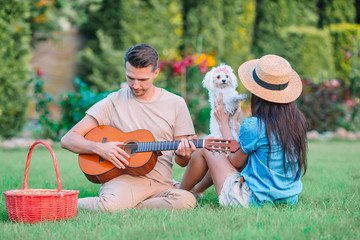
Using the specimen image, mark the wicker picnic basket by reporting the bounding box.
[3,140,80,223]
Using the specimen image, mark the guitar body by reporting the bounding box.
[79,126,157,184]
[79,125,240,184]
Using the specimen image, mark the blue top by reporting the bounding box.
[239,117,302,205]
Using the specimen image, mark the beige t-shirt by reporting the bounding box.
[86,87,195,185]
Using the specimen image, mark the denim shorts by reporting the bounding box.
[218,172,252,207]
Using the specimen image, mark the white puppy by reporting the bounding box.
[203,64,247,140]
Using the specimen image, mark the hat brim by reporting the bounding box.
[238,59,303,103]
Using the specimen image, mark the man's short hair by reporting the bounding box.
[125,44,159,72]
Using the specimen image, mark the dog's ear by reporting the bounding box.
[227,65,238,88]
[202,68,215,91]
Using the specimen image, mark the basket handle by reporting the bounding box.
[23,140,62,193]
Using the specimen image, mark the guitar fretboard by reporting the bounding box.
[134,139,204,153]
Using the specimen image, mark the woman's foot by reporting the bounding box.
[172,178,180,189]
[190,190,203,199]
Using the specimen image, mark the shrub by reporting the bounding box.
[339,100,360,132]
[185,67,212,134]
[328,23,360,85]
[78,30,126,93]
[30,0,63,42]
[183,1,226,58]
[318,0,356,27]
[29,76,112,140]
[157,51,216,134]
[84,0,183,54]
[298,79,345,132]
[83,0,124,50]
[119,0,183,55]
[279,26,334,83]
[183,0,256,69]
[32,70,61,140]
[222,0,256,68]
[252,0,318,57]
[59,77,112,133]
[79,0,183,92]
[0,0,31,138]
[253,0,318,57]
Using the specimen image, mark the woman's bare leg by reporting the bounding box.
[179,149,208,191]
[191,171,213,194]
[180,148,237,196]
[202,150,236,195]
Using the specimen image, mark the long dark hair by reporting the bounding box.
[251,94,307,176]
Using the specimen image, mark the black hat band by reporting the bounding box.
[252,70,289,91]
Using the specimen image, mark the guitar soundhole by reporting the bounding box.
[99,137,108,162]
[124,142,138,155]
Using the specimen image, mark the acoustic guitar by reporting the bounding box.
[79,125,240,183]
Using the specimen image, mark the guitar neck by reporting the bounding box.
[135,139,204,153]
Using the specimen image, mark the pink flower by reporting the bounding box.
[181,65,186,75]
[302,78,311,86]
[181,55,195,67]
[330,79,340,88]
[198,59,208,74]
[303,95,310,104]
[346,99,356,107]
[344,51,352,62]
[172,61,182,76]
[37,69,44,77]
[330,95,337,102]
[158,60,167,70]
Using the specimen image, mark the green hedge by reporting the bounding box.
[329,23,360,85]
[252,0,319,57]
[0,0,31,138]
[279,26,334,83]
[119,0,183,56]
[80,0,183,92]
[183,0,225,57]
[59,78,111,133]
[318,0,356,27]
[222,0,256,68]
[85,0,182,54]
[78,30,126,92]
[183,0,255,69]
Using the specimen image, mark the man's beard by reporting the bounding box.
[131,88,145,97]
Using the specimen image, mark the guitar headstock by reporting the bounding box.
[204,139,240,155]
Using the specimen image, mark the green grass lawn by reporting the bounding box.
[0,140,359,239]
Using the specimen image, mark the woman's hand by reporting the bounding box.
[232,101,243,133]
[233,101,242,122]
[214,92,230,126]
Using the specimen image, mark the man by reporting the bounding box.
[61,44,197,211]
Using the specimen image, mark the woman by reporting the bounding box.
[179,54,307,207]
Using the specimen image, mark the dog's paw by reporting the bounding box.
[235,94,247,102]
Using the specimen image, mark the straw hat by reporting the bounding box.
[238,54,302,103]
